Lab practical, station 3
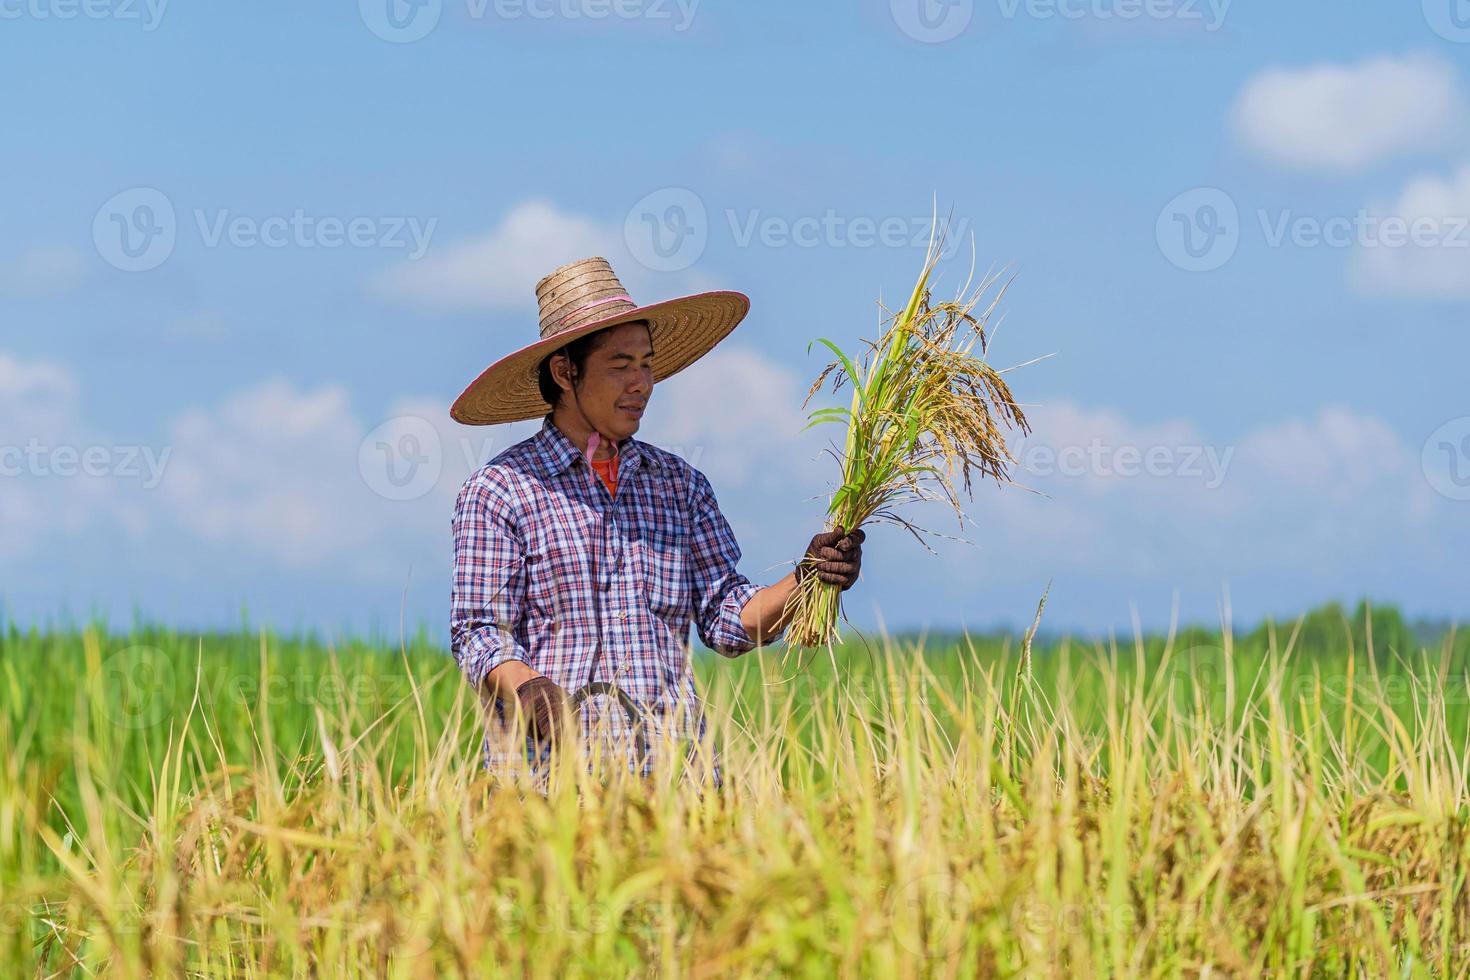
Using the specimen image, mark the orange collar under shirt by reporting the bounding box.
[590,445,619,497]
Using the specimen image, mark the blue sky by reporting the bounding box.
[2,0,1468,640]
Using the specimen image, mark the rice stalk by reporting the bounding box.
[13,611,1470,976]
[785,219,1032,649]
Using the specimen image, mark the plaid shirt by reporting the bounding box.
[451,415,779,775]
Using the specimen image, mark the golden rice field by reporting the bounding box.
[4,604,1469,977]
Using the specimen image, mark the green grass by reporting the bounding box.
[4,605,1470,976]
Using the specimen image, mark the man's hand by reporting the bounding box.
[797,525,865,591]
[514,675,570,748]
[739,526,868,643]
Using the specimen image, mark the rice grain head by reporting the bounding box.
[787,220,1031,649]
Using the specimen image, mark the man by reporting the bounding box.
[449,256,865,778]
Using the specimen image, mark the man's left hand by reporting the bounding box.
[798,526,865,591]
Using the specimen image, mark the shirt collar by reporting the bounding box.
[531,414,660,480]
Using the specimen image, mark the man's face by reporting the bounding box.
[554,321,654,441]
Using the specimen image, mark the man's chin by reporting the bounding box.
[611,407,645,436]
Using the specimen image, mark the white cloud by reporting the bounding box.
[160,378,420,569]
[3,344,1462,633]
[0,245,86,298]
[958,401,1436,581]
[371,198,728,317]
[0,353,78,558]
[1,346,818,577]
[1235,405,1419,500]
[1232,54,1467,174]
[1008,402,1209,499]
[373,199,614,313]
[0,352,148,559]
[1351,162,1470,298]
[141,389,1451,579]
[636,346,824,487]
[155,382,534,576]
[0,351,78,421]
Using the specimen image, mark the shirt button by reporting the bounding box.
[617,610,629,621]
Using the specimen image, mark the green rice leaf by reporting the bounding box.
[810,338,863,408]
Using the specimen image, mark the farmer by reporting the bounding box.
[449,257,865,779]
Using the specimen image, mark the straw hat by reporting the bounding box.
[450,257,750,425]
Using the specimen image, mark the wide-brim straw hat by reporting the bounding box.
[450,256,750,425]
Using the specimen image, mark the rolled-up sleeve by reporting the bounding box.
[687,468,776,657]
[451,473,532,690]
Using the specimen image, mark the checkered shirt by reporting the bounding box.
[451,415,780,777]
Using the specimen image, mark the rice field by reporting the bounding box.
[4,604,1470,977]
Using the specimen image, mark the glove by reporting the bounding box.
[514,676,569,748]
[797,525,865,591]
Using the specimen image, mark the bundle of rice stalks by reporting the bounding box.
[786,227,1032,648]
